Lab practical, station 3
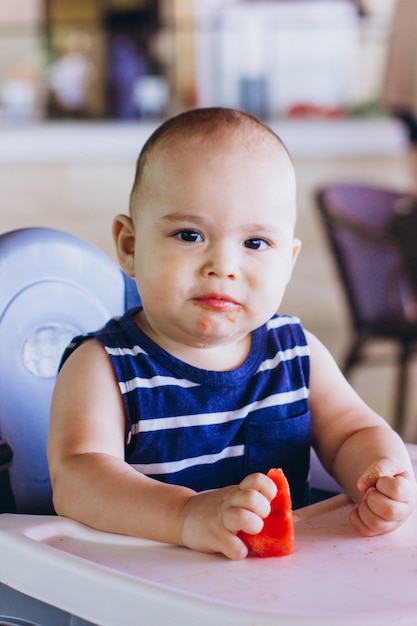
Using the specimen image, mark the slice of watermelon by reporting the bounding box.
[239,468,294,558]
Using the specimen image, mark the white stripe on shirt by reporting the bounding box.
[120,375,199,393]
[256,344,310,373]
[130,386,308,435]
[266,315,300,330]
[131,444,245,475]
[106,345,148,357]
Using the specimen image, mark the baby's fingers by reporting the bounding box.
[218,533,249,561]
[356,457,409,493]
[350,501,394,537]
[221,474,277,536]
[239,472,277,501]
[375,474,416,504]
[224,506,265,536]
[364,486,410,522]
[350,486,411,537]
[226,482,271,526]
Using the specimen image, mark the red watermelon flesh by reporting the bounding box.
[239,468,294,558]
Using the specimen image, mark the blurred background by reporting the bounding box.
[0,0,405,122]
[1,0,417,439]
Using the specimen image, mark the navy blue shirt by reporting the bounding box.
[63,309,311,509]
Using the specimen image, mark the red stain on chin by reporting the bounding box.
[192,299,242,334]
[199,319,210,333]
[226,311,238,324]
[197,310,212,332]
[195,308,240,333]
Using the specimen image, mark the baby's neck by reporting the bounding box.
[169,335,252,371]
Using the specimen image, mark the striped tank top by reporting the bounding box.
[64,308,311,509]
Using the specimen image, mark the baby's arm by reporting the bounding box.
[48,340,275,560]
[307,331,417,535]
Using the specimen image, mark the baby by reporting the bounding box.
[48,107,417,560]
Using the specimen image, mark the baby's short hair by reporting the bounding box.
[129,107,290,216]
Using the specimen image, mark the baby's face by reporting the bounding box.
[130,134,300,360]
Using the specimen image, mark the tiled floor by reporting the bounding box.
[1,118,417,440]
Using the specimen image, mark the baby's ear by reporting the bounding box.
[113,214,136,276]
[291,237,302,265]
[285,237,302,286]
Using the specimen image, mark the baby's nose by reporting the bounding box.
[202,244,238,280]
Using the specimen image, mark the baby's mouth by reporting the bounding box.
[193,293,241,311]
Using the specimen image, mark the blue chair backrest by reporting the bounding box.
[0,228,140,514]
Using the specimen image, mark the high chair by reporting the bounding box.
[0,227,139,624]
[0,228,416,626]
[0,227,140,517]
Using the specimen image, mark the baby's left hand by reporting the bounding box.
[350,456,417,536]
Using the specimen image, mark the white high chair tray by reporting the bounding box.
[1,445,417,626]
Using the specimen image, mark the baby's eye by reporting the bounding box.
[244,238,269,250]
[175,229,203,243]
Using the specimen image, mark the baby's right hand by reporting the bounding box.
[180,473,277,560]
